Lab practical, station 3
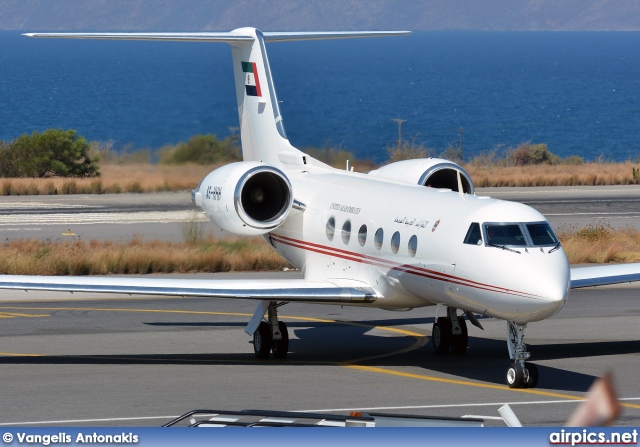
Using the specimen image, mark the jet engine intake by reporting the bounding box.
[194,162,293,235]
[236,167,291,227]
[368,158,474,194]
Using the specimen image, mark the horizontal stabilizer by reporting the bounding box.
[22,32,255,43]
[263,31,411,42]
[23,30,411,43]
[0,275,377,304]
[570,263,640,288]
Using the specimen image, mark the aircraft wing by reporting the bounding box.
[0,275,377,304]
[570,263,640,288]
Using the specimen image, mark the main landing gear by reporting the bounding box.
[252,301,289,359]
[432,306,469,355]
[506,321,538,388]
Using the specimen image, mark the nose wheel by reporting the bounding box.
[506,361,539,388]
[506,321,538,388]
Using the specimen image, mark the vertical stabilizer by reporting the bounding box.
[229,28,293,166]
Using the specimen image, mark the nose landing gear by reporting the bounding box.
[431,308,540,388]
[506,321,538,388]
[506,361,539,388]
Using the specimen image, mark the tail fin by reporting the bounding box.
[25,29,410,168]
[229,28,291,166]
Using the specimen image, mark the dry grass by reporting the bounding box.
[465,162,639,187]
[1,223,638,276]
[0,163,221,195]
[0,237,292,275]
[558,223,640,264]
[1,160,639,196]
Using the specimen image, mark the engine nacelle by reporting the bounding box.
[192,161,293,235]
[368,158,474,194]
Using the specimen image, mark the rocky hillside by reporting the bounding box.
[2,0,640,31]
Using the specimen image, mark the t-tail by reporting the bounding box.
[24,28,410,168]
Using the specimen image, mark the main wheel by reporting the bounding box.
[451,317,468,355]
[506,362,525,388]
[271,321,289,359]
[253,321,272,359]
[432,318,452,355]
[523,362,539,388]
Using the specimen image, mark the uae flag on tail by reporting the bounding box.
[242,61,262,97]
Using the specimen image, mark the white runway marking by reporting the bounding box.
[300,397,640,413]
[1,398,639,426]
[0,228,42,231]
[546,212,640,216]
[0,203,98,209]
[0,415,178,426]
[0,211,206,225]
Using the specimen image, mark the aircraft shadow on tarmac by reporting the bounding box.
[143,316,431,327]
[2,316,638,394]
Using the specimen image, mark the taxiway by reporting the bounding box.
[0,274,638,427]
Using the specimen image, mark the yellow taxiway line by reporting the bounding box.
[1,304,638,410]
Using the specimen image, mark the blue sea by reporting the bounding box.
[1,31,640,163]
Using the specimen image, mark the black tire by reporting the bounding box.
[451,317,468,355]
[253,321,272,359]
[432,318,452,355]
[271,321,289,359]
[506,362,525,388]
[523,362,539,388]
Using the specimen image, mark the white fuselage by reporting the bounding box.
[201,166,571,323]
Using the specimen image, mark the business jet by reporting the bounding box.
[2,28,639,389]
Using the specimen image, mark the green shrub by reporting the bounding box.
[126,182,143,193]
[158,134,241,165]
[575,222,612,242]
[1,129,100,178]
[511,143,560,166]
[440,144,463,163]
[562,155,585,165]
[386,140,433,163]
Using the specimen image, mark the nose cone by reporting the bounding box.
[521,252,571,321]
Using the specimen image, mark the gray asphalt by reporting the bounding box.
[1,185,640,242]
[0,192,197,242]
[0,273,639,427]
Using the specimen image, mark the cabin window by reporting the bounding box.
[391,231,400,254]
[408,235,418,257]
[464,222,483,245]
[342,220,351,245]
[358,224,367,246]
[326,217,335,241]
[374,228,384,250]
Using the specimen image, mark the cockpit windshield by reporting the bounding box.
[476,222,559,248]
[526,223,558,246]
[485,224,526,246]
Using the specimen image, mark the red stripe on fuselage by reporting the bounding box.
[270,233,540,299]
